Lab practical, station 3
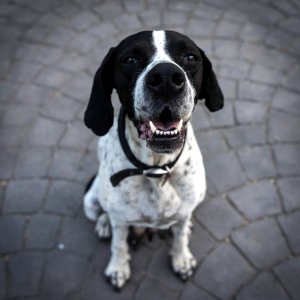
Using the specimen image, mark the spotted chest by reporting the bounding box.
[100,172,182,228]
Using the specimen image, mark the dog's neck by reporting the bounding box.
[125,116,180,166]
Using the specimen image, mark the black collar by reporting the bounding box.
[110,107,186,187]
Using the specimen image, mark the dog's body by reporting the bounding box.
[88,119,205,228]
[83,30,223,290]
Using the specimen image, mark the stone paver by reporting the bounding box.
[58,217,99,255]
[277,177,300,211]
[146,245,185,291]
[41,93,82,122]
[3,179,48,213]
[278,211,300,255]
[272,88,300,115]
[231,219,290,269]
[44,180,83,215]
[273,144,300,176]
[135,278,179,300]
[74,269,137,300]
[189,218,216,261]
[0,148,18,179]
[42,251,91,295]
[26,214,61,250]
[228,181,281,221]
[269,109,300,143]
[196,196,244,240]
[48,148,83,180]
[205,151,247,195]
[0,259,6,300]
[14,147,53,178]
[273,257,300,300]
[0,216,26,253]
[0,0,300,299]
[26,116,65,147]
[179,283,216,300]
[194,242,255,300]
[237,272,289,300]
[237,146,277,180]
[195,130,228,157]
[234,100,268,124]
[223,124,266,148]
[8,252,44,298]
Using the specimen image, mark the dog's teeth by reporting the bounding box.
[177,119,183,131]
[149,121,157,133]
[154,128,180,137]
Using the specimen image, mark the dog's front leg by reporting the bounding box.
[105,224,130,290]
[170,218,196,281]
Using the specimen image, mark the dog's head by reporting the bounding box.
[85,30,224,153]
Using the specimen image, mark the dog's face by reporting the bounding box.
[85,30,224,153]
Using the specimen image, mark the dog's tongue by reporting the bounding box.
[139,123,148,140]
[152,120,180,131]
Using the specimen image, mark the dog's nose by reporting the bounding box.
[145,63,185,96]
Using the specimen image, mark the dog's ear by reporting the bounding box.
[197,48,224,112]
[84,47,116,136]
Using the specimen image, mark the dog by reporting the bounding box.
[83,30,224,290]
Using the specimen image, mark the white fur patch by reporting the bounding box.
[152,30,169,61]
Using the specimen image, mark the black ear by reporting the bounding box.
[84,47,116,136]
[198,48,224,112]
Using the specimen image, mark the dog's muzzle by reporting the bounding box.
[135,62,192,153]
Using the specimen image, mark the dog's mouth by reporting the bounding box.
[138,119,184,140]
[137,118,187,153]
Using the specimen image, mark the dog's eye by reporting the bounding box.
[123,57,138,64]
[183,54,198,62]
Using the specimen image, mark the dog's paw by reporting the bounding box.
[105,262,131,291]
[171,252,197,281]
[95,213,111,239]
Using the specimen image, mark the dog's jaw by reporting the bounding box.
[139,119,183,140]
[136,119,187,154]
[126,117,183,160]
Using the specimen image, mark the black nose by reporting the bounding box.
[145,63,185,96]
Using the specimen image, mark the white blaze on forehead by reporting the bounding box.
[152,30,169,61]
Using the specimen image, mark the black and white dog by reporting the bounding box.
[83,30,223,290]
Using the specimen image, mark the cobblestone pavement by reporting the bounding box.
[0,0,300,299]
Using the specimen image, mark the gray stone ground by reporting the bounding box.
[0,0,300,299]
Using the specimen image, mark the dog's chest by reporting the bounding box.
[98,120,204,228]
[101,153,195,228]
[118,178,182,227]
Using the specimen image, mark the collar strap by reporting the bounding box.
[110,108,185,187]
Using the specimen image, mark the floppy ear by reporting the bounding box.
[84,47,116,136]
[198,48,224,112]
